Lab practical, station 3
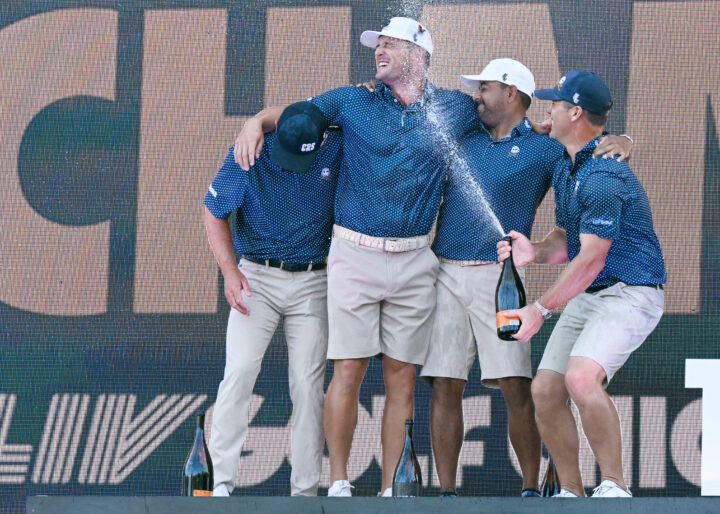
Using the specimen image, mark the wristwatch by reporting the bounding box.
[533,300,553,320]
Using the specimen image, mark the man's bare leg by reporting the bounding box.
[565,356,625,489]
[498,376,541,491]
[531,369,585,496]
[429,377,465,493]
[380,355,417,491]
[324,357,370,483]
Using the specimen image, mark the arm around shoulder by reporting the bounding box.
[234,104,286,170]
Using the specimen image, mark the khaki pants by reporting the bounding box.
[326,237,439,364]
[209,259,328,495]
[421,261,531,387]
[539,282,664,385]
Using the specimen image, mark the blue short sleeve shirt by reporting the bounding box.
[203,131,342,263]
[310,82,479,237]
[553,137,666,287]
[433,119,563,261]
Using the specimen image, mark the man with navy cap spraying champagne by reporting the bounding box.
[497,71,665,498]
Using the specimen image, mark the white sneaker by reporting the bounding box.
[212,483,230,497]
[380,487,392,497]
[328,479,353,497]
[553,489,579,497]
[592,480,632,498]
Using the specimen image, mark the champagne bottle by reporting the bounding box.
[540,456,561,497]
[391,419,422,497]
[495,235,526,340]
[182,413,213,497]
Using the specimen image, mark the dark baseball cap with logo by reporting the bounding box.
[534,70,613,115]
[269,101,329,174]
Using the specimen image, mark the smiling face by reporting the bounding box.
[472,80,509,129]
[374,36,426,86]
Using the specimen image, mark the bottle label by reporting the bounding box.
[192,490,212,497]
[496,311,520,328]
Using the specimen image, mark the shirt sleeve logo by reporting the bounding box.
[588,218,614,226]
[208,185,217,197]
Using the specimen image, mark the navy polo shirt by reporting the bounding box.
[203,131,342,263]
[553,137,666,287]
[433,119,564,261]
[310,81,479,237]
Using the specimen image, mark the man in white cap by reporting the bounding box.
[422,59,633,497]
[233,17,480,497]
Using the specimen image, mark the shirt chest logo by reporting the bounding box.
[320,167,331,179]
[508,145,520,158]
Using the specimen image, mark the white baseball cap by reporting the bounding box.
[461,58,535,98]
[360,17,433,55]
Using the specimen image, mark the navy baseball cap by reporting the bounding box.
[270,101,328,173]
[534,70,613,115]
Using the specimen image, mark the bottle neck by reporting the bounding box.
[196,415,205,430]
[405,421,413,439]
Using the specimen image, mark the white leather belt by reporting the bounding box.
[333,225,431,253]
[439,256,495,266]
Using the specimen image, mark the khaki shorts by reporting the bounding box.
[326,236,439,364]
[420,261,531,388]
[539,282,664,385]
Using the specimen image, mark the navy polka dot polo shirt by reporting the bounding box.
[310,81,479,237]
[204,131,342,263]
[553,137,666,287]
[433,118,563,261]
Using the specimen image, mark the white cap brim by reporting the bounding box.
[360,30,382,49]
[359,25,433,55]
[460,74,483,90]
[461,71,534,97]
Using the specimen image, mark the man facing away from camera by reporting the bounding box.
[204,101,341,496]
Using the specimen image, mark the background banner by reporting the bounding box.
[1,1,718,512]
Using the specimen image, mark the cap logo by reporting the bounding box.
[300,142,316,152]
[558,76,566,88]
[502,73,508,81]
[573,93,580,104]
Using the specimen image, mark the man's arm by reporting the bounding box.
[497,227,569,267]
[234,105,286,171]
[499,233,612,343]
[203,206,252,315]
[530,119,633,162]
[536,233,611,309]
